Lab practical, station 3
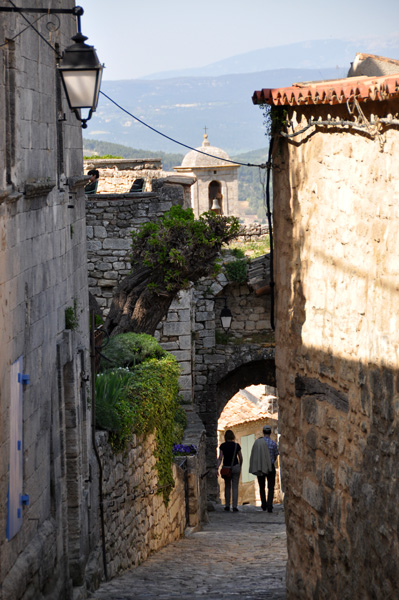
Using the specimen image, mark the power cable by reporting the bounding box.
[99,91,269,169]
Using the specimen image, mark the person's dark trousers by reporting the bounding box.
[256,474,267,510]
[266,465,276,511]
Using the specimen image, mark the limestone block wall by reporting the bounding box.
[0,3,95,599]
[273,101,399,599]
[155,290,195,404]
[96,432,186,578]
[86,191,179,313]
[214,282,272,342]
[94,412,207,580]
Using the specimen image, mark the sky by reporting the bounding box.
[79,0,399,81]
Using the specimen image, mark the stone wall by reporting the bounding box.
[236,224,270,242]
[92,411,207,581]
[0,3,95,599]
[96,432,186,578]
[273,100,399,599]
[86,189,182,313]
[84,158,162,194]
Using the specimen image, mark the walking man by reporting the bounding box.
[249,425,279,512]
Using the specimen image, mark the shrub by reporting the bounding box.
[99,332,167,371]
[95,353,184,504]
[225,259,248,284]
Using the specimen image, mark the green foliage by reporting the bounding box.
[95,369,136,435]
[228,237,270,259]
[263,105,288,137]
[65,299,79,330]
[225,259,248,284]
[95,334,185,504]
[99,332,167,371]
[230,247,245,258]
[131,205,240,295]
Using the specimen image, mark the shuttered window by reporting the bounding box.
[7,356,25,540]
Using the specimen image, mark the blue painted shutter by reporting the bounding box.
[7,356,24,540]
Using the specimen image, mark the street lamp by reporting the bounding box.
[58,13,103,128]
[220,301,233,332]
[0,5,103,129]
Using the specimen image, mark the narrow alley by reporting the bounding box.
[89,504,287,600]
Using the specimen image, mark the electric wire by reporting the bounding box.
[100,91,268,169]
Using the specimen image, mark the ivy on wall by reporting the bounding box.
[95,333,186,503]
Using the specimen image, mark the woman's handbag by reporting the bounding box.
[221,443,238,479]
[221,466,232,478]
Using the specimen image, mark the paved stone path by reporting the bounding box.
[89,504,287,600]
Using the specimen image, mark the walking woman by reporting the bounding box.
[216,430,243,512]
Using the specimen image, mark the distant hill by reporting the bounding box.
[143,35,399,79]
[83,139,184,171]
[88,67,344,155]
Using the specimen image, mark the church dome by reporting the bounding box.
[180,134,231,168]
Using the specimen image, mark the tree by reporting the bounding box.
[105,206,240,336]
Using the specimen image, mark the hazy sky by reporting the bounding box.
[79,0,399,81]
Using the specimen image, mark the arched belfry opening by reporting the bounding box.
[209,180,222,212]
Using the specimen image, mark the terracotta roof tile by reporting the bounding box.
[218,392,274,430]
[252,73,399,107]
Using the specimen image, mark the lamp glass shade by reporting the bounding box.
[60,68,101,109]
[58,33,103,118]
[220,306,232,331]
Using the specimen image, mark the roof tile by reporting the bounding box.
[252,73,399,107]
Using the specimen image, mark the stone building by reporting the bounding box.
[174,133,240,217]
[0,3,94,598]
[253,57,399,598]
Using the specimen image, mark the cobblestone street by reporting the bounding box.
[89,504,287,600]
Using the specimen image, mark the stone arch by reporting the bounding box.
[197,346,275,500]
[215,357,276,420]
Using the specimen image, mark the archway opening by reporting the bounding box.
[217,384,282,508]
